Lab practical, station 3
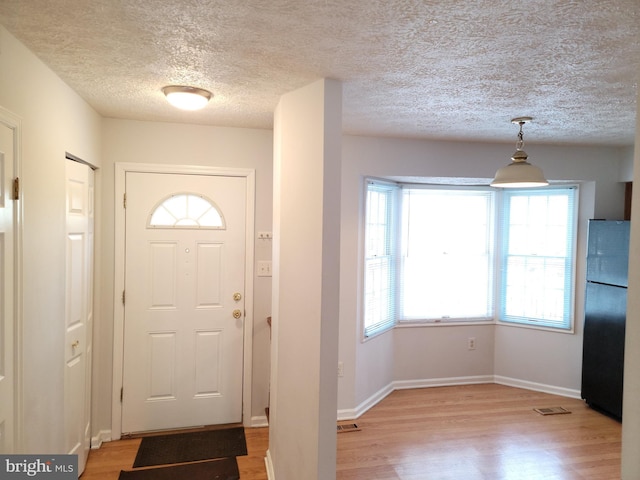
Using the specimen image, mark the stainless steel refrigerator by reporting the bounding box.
[581,220,629,420]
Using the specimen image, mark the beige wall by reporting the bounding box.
[0,26,102,453]
[621,91,640,479]
[99,119,274,432]
[268,78,341,480]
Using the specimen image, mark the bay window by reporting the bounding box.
[363,178,577,338]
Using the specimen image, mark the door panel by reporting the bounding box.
[0,122,15,453]
[64,160,94,474]
[122,172,246,433]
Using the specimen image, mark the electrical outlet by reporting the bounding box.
[468,337,476,350]
[337,361,344,377]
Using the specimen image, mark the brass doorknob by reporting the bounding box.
[71,340,80,349]
[233,292,242,301]
[232,309,242,319]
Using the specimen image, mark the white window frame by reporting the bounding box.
[362,179,399,338]
[148,192,226,229]
[397,185,496,324]
[361,178,580,340]
[496,186,578,331]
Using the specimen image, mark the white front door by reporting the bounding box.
[64,159,94,474]
[0,120,15,453]
[122,172,246,434]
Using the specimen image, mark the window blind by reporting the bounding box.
[499,186,577,329]
[399,187,494,321]
[363,180,398,337]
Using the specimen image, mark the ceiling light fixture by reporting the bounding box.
[490,117,549,188]
[162,85,212,111]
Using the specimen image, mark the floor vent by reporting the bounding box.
[337,423,361,433]
[533,406,571,416]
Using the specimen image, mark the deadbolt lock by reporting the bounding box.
[232,309,242,319]
[233,292,242,301]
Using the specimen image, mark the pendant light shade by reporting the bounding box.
[162,85,212,110]
[491,117,548,188]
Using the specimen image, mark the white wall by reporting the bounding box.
[0,26,102,453]
[621,93,640,479]
[99,119,273,433]
[339,135,627,410]
[268,78,341,480]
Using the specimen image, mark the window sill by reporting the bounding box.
[362,318,575,342]
[496,320,575,334]
[396,320,496,328]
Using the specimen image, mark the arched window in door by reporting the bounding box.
[148,193,225,229]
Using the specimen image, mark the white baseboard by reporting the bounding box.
[338,375,578,422]
[339,375,493,421]
[494,375,581,399]
[265,449,275,480]
[90,430,112,449]
[393,375,495,391]
[346,382,395,420]
[250,415,269,428]
[337,408,358,421]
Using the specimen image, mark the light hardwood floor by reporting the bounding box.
[82,384,621,479]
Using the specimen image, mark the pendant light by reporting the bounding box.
[490,117,548,188]
[162,85,212,110]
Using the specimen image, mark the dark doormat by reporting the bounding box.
[133,427,247,468]
[120,458,239,480]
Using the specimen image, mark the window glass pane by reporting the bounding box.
[163,195,188,219]
[149,193,224,228]
[500,187,577,329]
[175,218,199,226]
[149,206,176,226]
[188,195,213,219]
[399,188,494,321]
[199,208,223,227]
[363,181,397,337]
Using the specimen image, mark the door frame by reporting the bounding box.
[112,163,255,440]
[0,106,23,452]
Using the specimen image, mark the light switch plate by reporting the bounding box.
[257,260,272,277]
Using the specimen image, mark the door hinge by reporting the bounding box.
[12,177,19,200]
[123,193,127,209]
[122,290,125,305]
[120,387,123,403]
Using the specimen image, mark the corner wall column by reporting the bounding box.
[267,78,342,479]
[621,84,640,479]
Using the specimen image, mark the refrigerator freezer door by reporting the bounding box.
[586,220,630,287]
[581,282,626,419]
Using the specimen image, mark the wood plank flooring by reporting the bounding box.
[337,384,621,479]
[81,384,621,479]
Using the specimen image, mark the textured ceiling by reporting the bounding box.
[0,0,639,146]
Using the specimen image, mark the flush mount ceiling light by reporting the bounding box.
[490,117,549,188]
[162,85,212,111]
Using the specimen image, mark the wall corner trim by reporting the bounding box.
[265,449,275,480]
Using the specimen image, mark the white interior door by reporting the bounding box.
[64,159,94,474]
[0,121,15,453]
[122,172,246,434]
